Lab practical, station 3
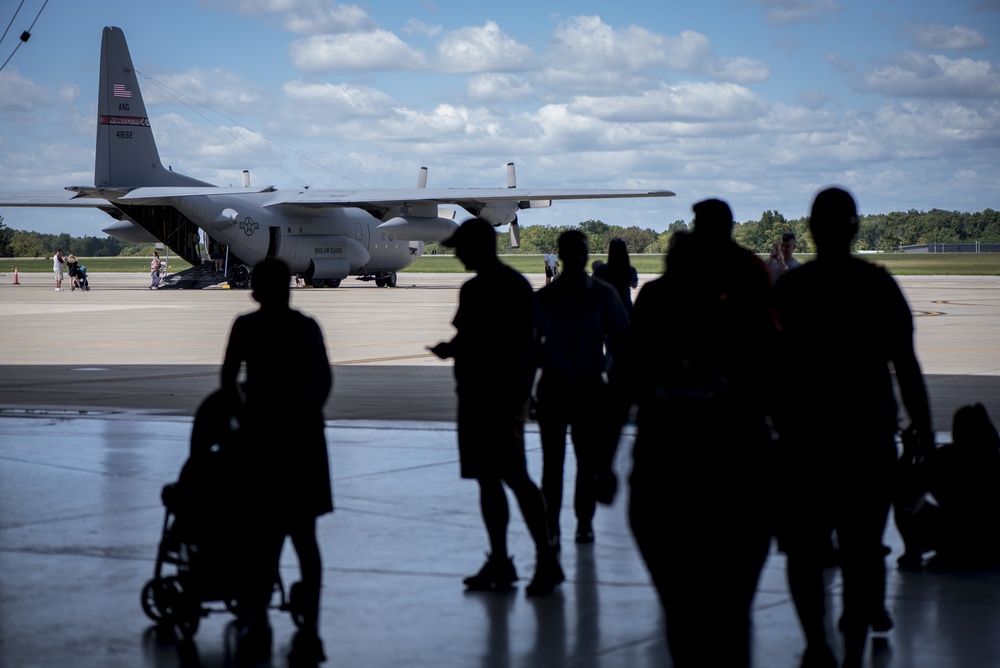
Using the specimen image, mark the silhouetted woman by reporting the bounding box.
[221,258,332,665]
[593,237,639,311]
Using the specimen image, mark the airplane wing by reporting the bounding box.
[110,186,674,208]
[261,187,675,208]
[0,189,113,207]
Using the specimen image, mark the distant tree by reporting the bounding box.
[616,225,657,254]
[8,230,46,257]
[0,214,10,257]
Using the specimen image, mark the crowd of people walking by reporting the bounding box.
[184,185,1000,668]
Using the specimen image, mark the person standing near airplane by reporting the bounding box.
[429,218,563,596]
[150,252,162,290]
[53,249,64,291]
[772,187,933,668]
[221,258,333,665]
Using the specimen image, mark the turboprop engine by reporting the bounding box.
[377,216,459,242]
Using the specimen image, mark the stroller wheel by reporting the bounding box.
[141,578,165,621]
[144,576,201,637]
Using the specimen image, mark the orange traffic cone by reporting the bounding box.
[12,266,19,285]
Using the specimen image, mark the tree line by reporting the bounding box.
[3,207,999,259]
[0,215,158,258]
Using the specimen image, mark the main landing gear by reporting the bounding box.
[373,272,397,288]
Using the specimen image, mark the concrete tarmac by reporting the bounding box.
[2,271,1000,667]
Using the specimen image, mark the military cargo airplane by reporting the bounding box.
[0,26,674,288]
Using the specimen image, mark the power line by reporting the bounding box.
[0,0,49,73]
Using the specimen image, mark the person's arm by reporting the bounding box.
[220,318,244,399]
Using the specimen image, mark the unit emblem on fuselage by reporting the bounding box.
[240,217,259,236]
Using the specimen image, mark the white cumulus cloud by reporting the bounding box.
[909,23,988,51]
[433,21,534,73]
[863,52,1000,98]
[288,31,427,72]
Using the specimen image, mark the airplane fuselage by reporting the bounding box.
[147,194,423,281]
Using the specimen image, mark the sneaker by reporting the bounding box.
[54,288,62,291]
[464,553,517,591]
[525,553,565,597]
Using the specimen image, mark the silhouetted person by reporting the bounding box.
[895,403,1000,572]
[221,258,332,665]
[429,218,563,596]
[772,187,933,668]
[627,200,775,668]
[535,230,629,546]
[593,237,639,312]
[592,237,640,488]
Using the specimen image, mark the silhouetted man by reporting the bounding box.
[535,229,628,546]
[773,187,933,668]
[628,200,775,668]
[221,258,332,665]
[429,218,563,596]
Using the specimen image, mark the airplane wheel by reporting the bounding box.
[375,276,386,288]
[310,277,325,288]
[326,279,341,288]
[385,272,397,288]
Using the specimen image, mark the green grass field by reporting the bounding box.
[410,252,1000,276]
[6,252,1000,276]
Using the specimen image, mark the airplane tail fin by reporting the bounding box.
[95,26,211,188]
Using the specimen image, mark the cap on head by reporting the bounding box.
[441,218,496,253]
[692,198,734,244]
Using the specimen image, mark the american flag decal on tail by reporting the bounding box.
[113,83,132,98]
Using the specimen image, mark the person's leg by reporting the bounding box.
[784,524,836,665]
[837,496,892,668]
[478,477,510,558]
[569,403,600,540]
[505,468,551,555]
[538,377,570,541]
[288,516,322,630]
[463,477,519,590]
[287,516,326,665]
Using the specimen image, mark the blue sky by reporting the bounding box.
[1,0,998,237]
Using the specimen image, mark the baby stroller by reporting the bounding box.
[228,264,252,289]
[141,391,304,638]
[76,265,91,291]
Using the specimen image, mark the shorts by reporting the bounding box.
[456,397,529,480]
[54,268,63,280]
[545,266,553,278]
